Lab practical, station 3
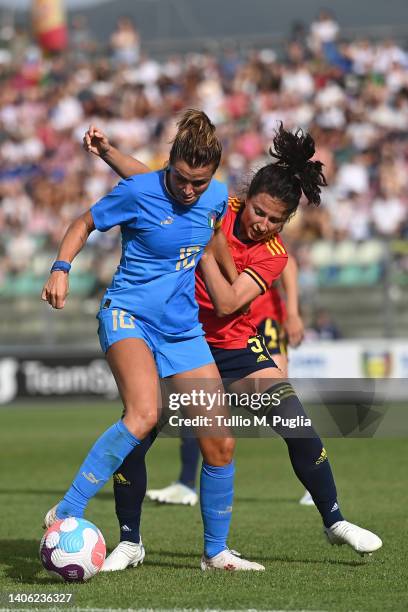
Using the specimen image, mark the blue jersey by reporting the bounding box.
[91,170,227,335]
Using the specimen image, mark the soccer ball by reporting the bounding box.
[40,517,106,582]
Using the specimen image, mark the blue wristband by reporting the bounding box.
[50,260,71,273]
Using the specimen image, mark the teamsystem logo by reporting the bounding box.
[0,358,19,404]
[0,356,119,403]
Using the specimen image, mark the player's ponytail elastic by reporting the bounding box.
[247,123,327,216]
[169,109,222,171]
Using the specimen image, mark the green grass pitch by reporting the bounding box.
[0,402,407,611]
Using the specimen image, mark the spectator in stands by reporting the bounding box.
[0,11,407,325]
[110,16,140,66]
[371,189,406,238]
[309,10,339,56]
[311,309,342,340]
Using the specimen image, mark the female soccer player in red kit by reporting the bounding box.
[83,121,382,571]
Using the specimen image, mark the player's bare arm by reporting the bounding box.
[200,248,261,317]
[281,254,304,347]
[83,125,150,178]
[204,228,238,284]
[41,211,95,310]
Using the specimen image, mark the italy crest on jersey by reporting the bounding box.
[208,211,217,229]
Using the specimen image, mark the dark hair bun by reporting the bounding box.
[271,123,314,172]
[270,123,327,205]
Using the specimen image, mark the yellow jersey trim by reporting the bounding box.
[228,196,242,212]
[271,237,286,254]
[244,267,268,294]
[266,237,286,256]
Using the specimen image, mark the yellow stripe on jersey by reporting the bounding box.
[229,196,241,206]
[271,237,286,254]
[266,241,280,256]
[244,267,268,294]
[228,196,242,212]
[266,237,286,256]
[229,204,241,213]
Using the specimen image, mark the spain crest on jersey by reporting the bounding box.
[208,211,217,229]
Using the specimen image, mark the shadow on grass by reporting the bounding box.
[0,539,365,583]
[254,554,366,568]
[143,496,296,506]
[144,559,198,570]
[234,496,296,503]
[0,539,59,585]
[0,489,113,501]
[0,490,297,505]
[145,548,366,568]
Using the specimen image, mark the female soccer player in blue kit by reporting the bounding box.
[83,122,382,572]
[41,109,264,571]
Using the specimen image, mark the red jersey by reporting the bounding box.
[195,197,288,348]
[250,285,287,326]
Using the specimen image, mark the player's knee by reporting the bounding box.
[219,437,235,464]
[202,437,235,466]
[122,406,158,439]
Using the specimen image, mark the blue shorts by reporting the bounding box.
[210,334,277,382]
[97,305,214,378]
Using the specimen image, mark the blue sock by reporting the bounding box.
[200,461,234,558]
[58,420,140,518]
[178,427,200,490]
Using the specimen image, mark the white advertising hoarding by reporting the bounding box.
[288,341,408,378]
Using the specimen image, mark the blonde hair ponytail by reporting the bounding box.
[169,109,222,170]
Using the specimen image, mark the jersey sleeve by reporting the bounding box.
[243,238,288,294]
[90,178,139,232]
[215,198,228,229]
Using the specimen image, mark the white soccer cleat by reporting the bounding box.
[101,540,145,572]
[324,520,382,556]
[146,482,198,506]
[299,490,315,506]
[43,504,61,529]
[201,549,265,571]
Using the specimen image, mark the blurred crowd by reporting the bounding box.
[0,10,407,294]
